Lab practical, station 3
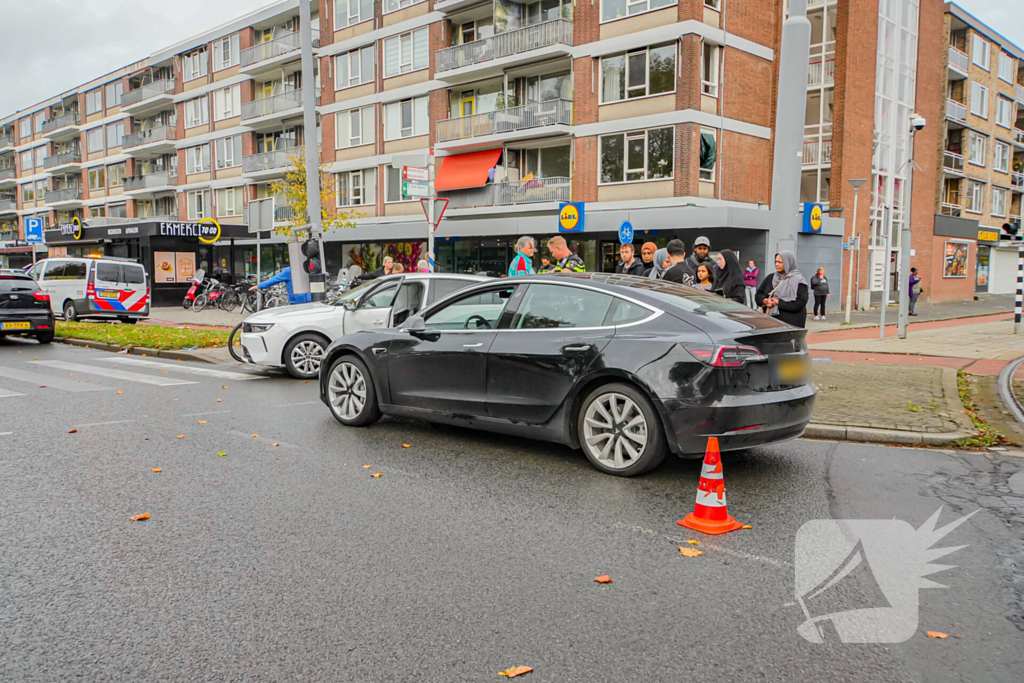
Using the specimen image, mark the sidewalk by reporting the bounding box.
[806,292,1013,332]
[144,305,248,330]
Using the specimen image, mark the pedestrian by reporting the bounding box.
[538,256,554,273]
[417,259,429,273]
[647,248,670,279]
[393,263,405,274]
[714,249,746,304]
[248,266,311,305]
[695,263,715,292]
[909,267,922,316]
[686,236,717,275]
[508,235,536,277]
[660,239,696,285]
[744,259,759,308]
[810,267,830,320]
[756,251,809,327]
[357,256,394,283]
[547,236,585,273]
[640,242,657,276]
[614,242,646,276]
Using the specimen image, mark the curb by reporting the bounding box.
[803,423,973,446]
[55,337,218,364]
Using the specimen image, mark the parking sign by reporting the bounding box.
[25,216,44,243]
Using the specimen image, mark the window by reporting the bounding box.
[998,52,1015,83]
[512,284,615,329]
[965,180,984,213]
[109,203,127,219]
[215,136,243,169]
[385,165,416,203]
[970,82,988,118]
[336,169,375,206]
[423,288,515,331]
[19,118,31,139]
[107,163,126,187]
[996,97,1013,128]
[992,186,1008,216]
[21,183,34,203]
[123,264,145,283]
[91,207,107,219]
[42,261,66,279]
[335,0,374,30]
[20,150,33,172]
[216,187,244,217]
[106,121,125,149]
[89,168,106,191]
[699,128,717,181]
[336,107,375,148]
[335,46,375,90]
[968,132,986,166]
[972,34,990,70]
[383,28,428,78]
[359,282,398,309]
[704,0,721,8]
[391,281,425,326]
[601,0,674,22]
[187,190,211,219]
[34,146,45,168]
[384,97,428,140]
[214,85,241,121]
[600,43,676,103]
[87,128,105,153]
[702,43,719,97]
[599,127,674,184]
[33,112,45,134]
[34,180,46,201]
[105,82,123,107]
[85,89,103,115]
[995,141,1011,173]
[384,0,424,12]
[186,144,211,174]
[183,49,208,81]
[213,34,240,71]
[185,96,209,128]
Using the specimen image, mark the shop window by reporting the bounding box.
[599,127,674,184]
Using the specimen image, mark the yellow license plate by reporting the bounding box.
[1,322,31,330]
[98,291,119,299]
[778,357,809,383]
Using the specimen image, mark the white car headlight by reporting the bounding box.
[244,322,275,333]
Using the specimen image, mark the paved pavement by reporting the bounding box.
[147,305,248,329]
[1,339,1022,681]
[806,292,1013,333]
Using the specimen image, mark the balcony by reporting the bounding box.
[275,205,297,222]
[807,58,835,87]
[436,19,573,79]
[43,151,82,170]
[0,167,15,185]
[948,46,969,78]
[802,139,832,166]
[436,99,572,145]
[1016,84,1024,104]
[240,30,319,77]
[943,150,964,174]
[122,126,179,158]
[441,176,571,209]
[241,89,311,130]
[124,171,178,195]
[41,112,80,141]
[1013,172,1024,190]
[0,135,12,150]
[0,198,17,212]
[121,80,176,116]
[946,98,967,123]
[941,203,962,217]
[1015,128,1024,146]
[48,187,83,204]
[242,146,305,175]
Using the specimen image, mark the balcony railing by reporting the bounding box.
[275,205,297,222]
[802,139,832,166]
[241,30,319,67]
[943,150,964,173]
[242,89,305,120]
[437,18,573,73]
[1013,172,1024,190]
[0,198,17,211]
[948,46,969,73]
[807,58,835,86]
[124,171,177,191]
[122,126,178,150]
[437,98,572,143]
[1017,84,1024,104]
[442,176,570,208]
[242,146,305,174]
[946,98,967,122]
[41,112,79,134]
[0,168,15,181]
[0,136,12,148]
[43,151,82,169]
[1015,128,1024,145]
[121,80,175,107]
[940,203,962,217]
[49,187,83,203]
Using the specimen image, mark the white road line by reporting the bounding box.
[0,387,25,398]
[0,366,111,393]
[0,432,12,436]
[92,356,266,380]
[29,360,197,386]
[612,522,791,568]
[181,410,233,417]
[279,401,319,407]
[74,420,136,428]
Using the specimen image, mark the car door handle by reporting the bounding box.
[372,347,387,355]
[563,345,591,352]
[463,343,483,348]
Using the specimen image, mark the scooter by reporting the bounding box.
[182,269,207,309]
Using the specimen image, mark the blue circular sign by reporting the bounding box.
[619,221,634,244]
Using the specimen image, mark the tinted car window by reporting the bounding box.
[123,265,146,284]
[425,288,514,331]
[27,263,44,281]
[513,284,614,330]
[358,282,398,309]
[606,298,651,325]
[392,282,425,326]
[331,279,376,306]
[42,261,66,279]
[430,278,476,304]
[0,276,38,292]
[96,263,120,282]
[64,261,88,280]
[622,278,752,313]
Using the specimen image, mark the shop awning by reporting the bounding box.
[435,149,502,192]
[0,245,33,254]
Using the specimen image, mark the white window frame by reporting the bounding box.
[704,0,721,9]
[33,112,45,134]
[992,186,1008,217]
[970,82,989,119]
[968,132,987,166]
[336,106,376,149]
[598,126,675,185]
[384,97,428,141]
[215,136,242,169]
[216,187,244,217]
[995,141,1011,173]
[88,167,106,191]
[183,49,208,82]
[34,146,45,168]
[965,180,984,214]
[699,128,717,182]
[385,165,415,203]
[336,169,370,207]
[34,179,46,201]
[214,85,241,121]
[107,162,126,188]
[20,150,33,171]
[105,82,123,108]
[187,189,211,220]
[384,0,425,13]
[87,128,105,154]
[335,0,372,31]
[85,90,103,115]
[335,46,374,90]
[213,34,240,71]
[185,96,210,128]
[599,43,677,104]
[186,144,211,174]
[600,0,675,24]
[106,121,125,149]
[702,43,720,97]
[19,118,31,139]
[996,97,1013,129]
[998,51,1015,83]
[383,28,428,78]
[972,34,990,70]
[21,183,34,203]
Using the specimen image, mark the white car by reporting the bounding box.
[239,273,490,379]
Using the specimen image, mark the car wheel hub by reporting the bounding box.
[583,392,647,470]
[291,340,324,375]
[328,362,367,421]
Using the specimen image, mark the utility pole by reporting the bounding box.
[897,115,925,339]
[428,151,435,272]
[845,178,867,324]
[879,203,892,340]
[299,0,324,301]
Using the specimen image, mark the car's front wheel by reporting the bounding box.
[326,355,380,427]
[284,333,327,379]
[577,383,667,477]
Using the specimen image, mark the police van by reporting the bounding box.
[26,256,150,323]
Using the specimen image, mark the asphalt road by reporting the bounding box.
[1,340,1021,682]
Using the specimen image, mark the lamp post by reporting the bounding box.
[845,178,867,324]
[897,114,926,339]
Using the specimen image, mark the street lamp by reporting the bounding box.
[845,178,867,324]
[897,114,925,339]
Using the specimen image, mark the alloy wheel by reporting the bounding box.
[328,361,367,421]
[291,340,324,376]
[582,392,648,470]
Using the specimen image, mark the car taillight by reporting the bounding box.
[33,290,50,302]
[687,345,767,367]
[86,282,96,298]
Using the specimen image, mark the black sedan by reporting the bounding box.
[0,273,56,344]
[319,273,816,477]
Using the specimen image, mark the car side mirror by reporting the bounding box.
[343,299,358,311]
[403,315,426,333]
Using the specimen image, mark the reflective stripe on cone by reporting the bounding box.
[677,437,744,535]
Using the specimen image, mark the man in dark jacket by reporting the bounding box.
[685,235,717,275]
[614,242,646,276]
[661,239,696,286]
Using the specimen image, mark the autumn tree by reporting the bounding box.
[270,150,360,240]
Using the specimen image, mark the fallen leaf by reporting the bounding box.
[371,472,382,478]
[217,451,227,457]
[198,420,207,424]
[498,666,533,678]
[117,390,123,394]
[251,434,259,438]
[172,398,179,402]
[217,399,222,402]
[304,380,309,384]
[594,575,613,584]
[678,547,704,557]
[33,357,37,360]
[39,385,47,388]
[68,373,73,376]
[741,525,753,529]
[271,443,279,447]
[687,540,701,545]
[362,465,372,469]
[152,468,162,473]
[161,370,167,374]
[130,513,150,521]
[222,386,227,389]
[176,434,185,439]
[402,443,411,448]
[67,429,78,434]
[926,631,950,639]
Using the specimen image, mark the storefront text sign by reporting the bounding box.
[158,218,222,244]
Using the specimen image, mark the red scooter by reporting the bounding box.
[182,269,207,309]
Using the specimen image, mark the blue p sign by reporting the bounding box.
[25,216,44,243]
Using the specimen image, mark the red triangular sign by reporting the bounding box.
[420,198,449,232]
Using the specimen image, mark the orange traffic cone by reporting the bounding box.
[677,437,743,535]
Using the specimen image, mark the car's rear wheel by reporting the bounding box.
[326,356,380,426]
[118,316,137,325]
[36,332,54,344]
[577,383,667,477]
[284,333,327,379]
[63,301,77,322]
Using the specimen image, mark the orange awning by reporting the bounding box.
[434,149,503,192]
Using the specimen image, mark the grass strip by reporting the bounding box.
[54,321,229,350]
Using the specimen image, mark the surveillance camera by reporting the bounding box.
[911,115,926,131]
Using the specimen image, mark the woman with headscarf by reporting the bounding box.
[713,249,746,304]
[755,250,809,327]
[646,248,670,280]
[640,242,658,276]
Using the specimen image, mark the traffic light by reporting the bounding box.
[301,239,322,276]
[1003,222,1020,238]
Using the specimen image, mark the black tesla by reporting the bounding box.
[318,273,816,477]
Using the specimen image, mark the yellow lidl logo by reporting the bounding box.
[802,202,823,233]
[558,202,584,233]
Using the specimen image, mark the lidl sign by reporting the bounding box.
[802,202,823,233]
[558,202,584,233]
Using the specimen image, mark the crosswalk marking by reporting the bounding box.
[0,366,111,393]
[92,356,266,381]
[0,386,25,398]
[29,360,197,386]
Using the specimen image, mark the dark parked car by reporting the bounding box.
[0,273,56,344]
[319,273,816,477]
